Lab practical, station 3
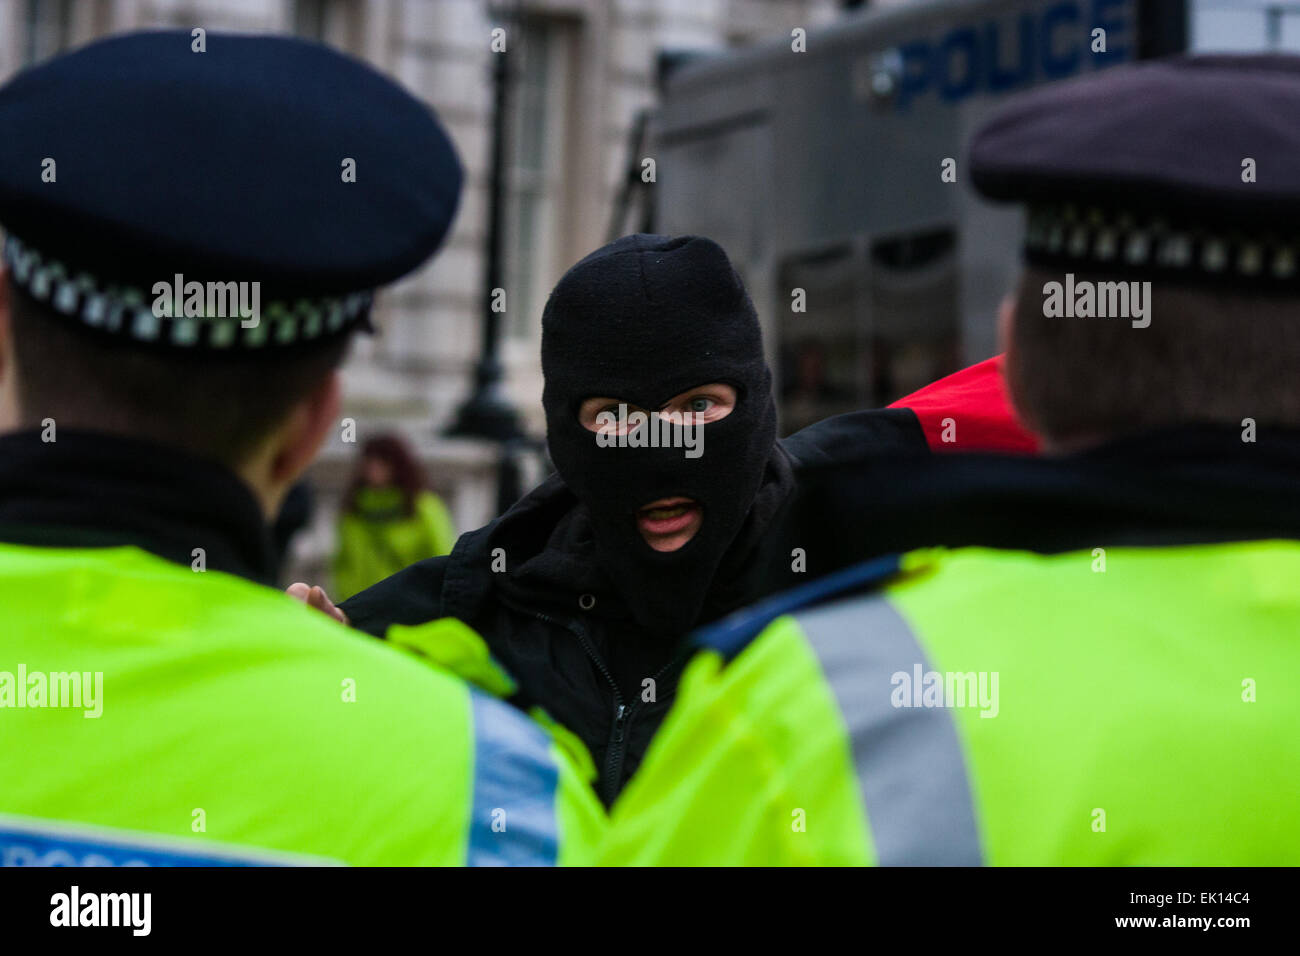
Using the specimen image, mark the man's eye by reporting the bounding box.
[688,397,714,413]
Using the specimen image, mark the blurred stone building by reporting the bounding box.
[0,0,839,585]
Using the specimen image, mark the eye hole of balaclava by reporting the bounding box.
[576,382,739,439]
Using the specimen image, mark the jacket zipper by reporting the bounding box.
[508,605,628,803]
[600,652,687,804]
[512,603,687,805]
[564,617,633,805]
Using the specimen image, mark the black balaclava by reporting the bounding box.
[541,234,777,636]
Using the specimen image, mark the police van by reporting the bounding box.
[627,0,1188,433]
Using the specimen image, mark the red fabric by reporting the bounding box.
[888,355,1040,454]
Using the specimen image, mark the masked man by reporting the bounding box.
[319,232,1032,804]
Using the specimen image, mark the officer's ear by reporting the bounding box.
[998,290,1038,439]
[0,264,8,361]
[269,368,342,488]
[0,266,17,430]
[997,292,1015,371]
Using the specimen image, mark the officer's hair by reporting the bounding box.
[1008,264,1300,445]
[8,288,349,466]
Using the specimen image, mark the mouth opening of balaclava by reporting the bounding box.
[541,234,777,636]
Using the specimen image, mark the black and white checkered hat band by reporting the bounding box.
[3,234,373,349]
[1024,203,1300,287]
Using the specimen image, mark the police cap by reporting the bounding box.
[0,30,462,350]
[970,55,1300,288]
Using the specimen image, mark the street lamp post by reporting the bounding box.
[447,5,530,511]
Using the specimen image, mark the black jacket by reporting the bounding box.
[341,408,925,804]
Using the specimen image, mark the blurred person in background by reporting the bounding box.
[334,434,455,601]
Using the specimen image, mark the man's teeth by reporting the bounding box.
[643,505,688,519]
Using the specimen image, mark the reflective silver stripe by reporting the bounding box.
[467,691,560,866]
[796,596,983,865]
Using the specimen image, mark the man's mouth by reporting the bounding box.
[636,496,701,536]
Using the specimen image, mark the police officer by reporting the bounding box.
[0,31,601,866]
[593,54,1300,865]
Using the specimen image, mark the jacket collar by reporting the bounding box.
[0,428,276,584]
[781,423,1300,581]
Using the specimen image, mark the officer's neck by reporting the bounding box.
[234,439,294,522]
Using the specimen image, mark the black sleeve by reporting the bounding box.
[338,556,450,638]
[779,407,928,469]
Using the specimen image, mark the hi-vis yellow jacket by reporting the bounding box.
[0,542,604,866]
